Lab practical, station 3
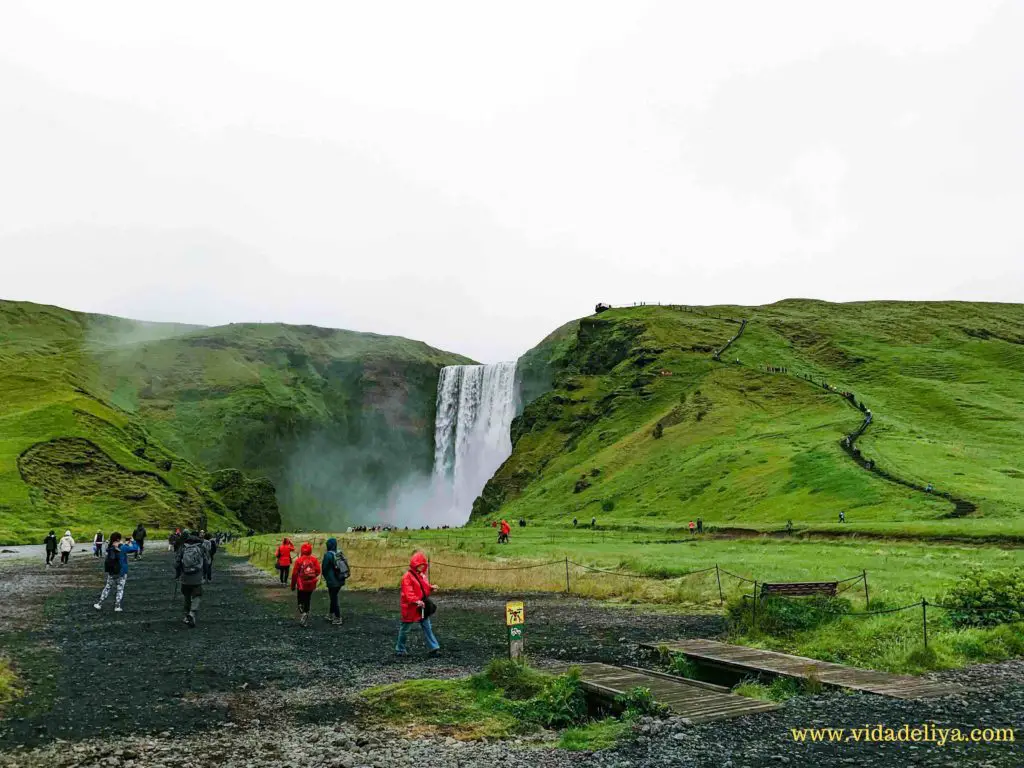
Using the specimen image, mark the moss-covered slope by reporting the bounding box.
[476,301,1024,535]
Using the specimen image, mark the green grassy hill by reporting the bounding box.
[0,301,247,543]
[93,318,473,530]
[0,300,472,541]
[476,301,1024,537]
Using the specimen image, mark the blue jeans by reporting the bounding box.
[396,618,440,653]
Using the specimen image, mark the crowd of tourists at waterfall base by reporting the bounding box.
[41,525,443,655]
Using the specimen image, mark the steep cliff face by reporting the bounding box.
[0,301,251,542]
[474,301,1024,533]
[0,300,471,540]
[95,321,474,530]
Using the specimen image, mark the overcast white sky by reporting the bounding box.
[1,1,1021,362]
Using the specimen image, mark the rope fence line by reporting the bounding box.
[232,539,872,605]
[233,539,1020,649]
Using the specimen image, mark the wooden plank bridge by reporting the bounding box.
[549,662,780,723]
[643,639,958,699]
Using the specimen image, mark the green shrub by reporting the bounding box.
[483,659,547,700]
[512,669,588,729]
[727,596,852,636]
[657,648,700,679]
[602,499,615,512]
[733,676,802,702]
[614,686,667,719]
[941,568,1024,627]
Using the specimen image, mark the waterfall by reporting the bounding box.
[431,362,518,523]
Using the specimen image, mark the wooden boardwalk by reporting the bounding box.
[549,662,779,723]
[644,639,958,699]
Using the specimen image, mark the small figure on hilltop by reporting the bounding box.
[94,532,139,613]
[519,518,526,528]
[786,520,794,535]
[43,530,58,567]
[688,520,696,535]
[572,517,578,528]
[93,531,104,558]
[591,516,597,529]
[839,511,846,524]
[396,551,440,657]
[697,517,703,534]
[58,530,75,565]
[925,483,934,493]
[290,542,321,628]
[322,537,350,626]
[175,530,210,628]
[132,523,147,560]
[275,537,296,586]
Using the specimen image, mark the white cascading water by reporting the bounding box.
[431,362,518,524]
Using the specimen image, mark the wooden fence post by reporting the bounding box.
[862,570,870,609]
[715,564,724,605]
[922,598,928,648]
[752,580,758,628]
[565,557,571,593]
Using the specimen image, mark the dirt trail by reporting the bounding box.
[0,551,718,748]
[2,552,1021,767]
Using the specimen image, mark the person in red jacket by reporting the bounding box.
[395,551,440,656]
[275,537,295,585]
[290,542,321,627]
[498,519,511,544]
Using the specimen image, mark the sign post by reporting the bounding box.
[505,600,525,660]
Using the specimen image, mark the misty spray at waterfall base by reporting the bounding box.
[428,362,518,525]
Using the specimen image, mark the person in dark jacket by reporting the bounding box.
[94,533,140,612]
[290,542,321,627]
[202,532,217,583]
[175,531,211,628]
[321,538,349,626]
[93,531,104,557]
[132,524,147,560]
[43,531,58,566]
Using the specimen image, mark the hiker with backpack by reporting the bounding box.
[203,532,218,583]
[43,530,58,566]
[175,530,211,628]
[290,542,321,627]
[321,538,350,626]
[94,533,140,612]
[132,524,147,560]
[395,551,440,657]
[275,537,296,586]
[58,530,75,565]
[93,531,104,558]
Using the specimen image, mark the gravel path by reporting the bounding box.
[0,552,1020,767]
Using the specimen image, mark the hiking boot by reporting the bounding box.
[114,606,123,613]
[186,614,196,628]
[300,612,308,627]
[93,603,101,611]
[182,616,191,626]
[428,648,441,657]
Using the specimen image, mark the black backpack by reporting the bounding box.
[104,546,120,575]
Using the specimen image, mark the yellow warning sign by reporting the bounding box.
[505,600,525,626]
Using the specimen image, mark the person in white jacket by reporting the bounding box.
[58,530,75,565]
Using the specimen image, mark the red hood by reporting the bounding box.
[409,551,428,572]
[282,538,293,546]
[300,542,312,556]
